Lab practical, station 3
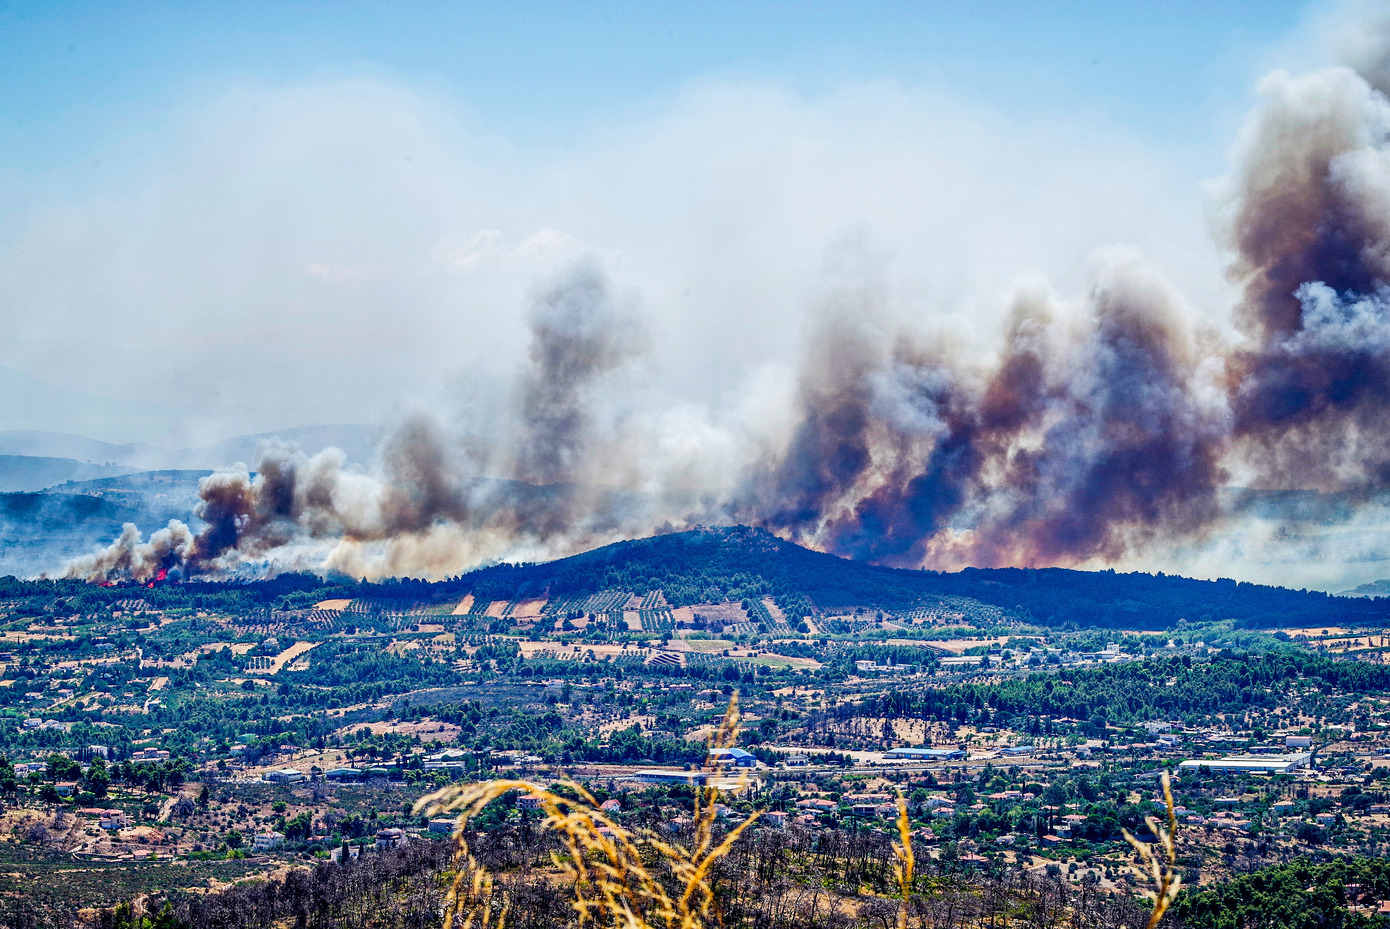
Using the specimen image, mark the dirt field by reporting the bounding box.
[931,637,1010,654]
[266,641,318,674]
[329,719,463,741]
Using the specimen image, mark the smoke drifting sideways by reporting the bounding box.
[62,30,1390,584]
[61,260,655,583]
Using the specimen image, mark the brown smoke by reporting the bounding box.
[516,260,644,487]
[61,19,1390,583]
[1223,62,1390,491]
[62,266,650,582]
[737,255,1228,570]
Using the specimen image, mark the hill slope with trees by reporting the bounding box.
[7,525,1388,631]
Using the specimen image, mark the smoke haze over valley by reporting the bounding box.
[7,2,1390,591]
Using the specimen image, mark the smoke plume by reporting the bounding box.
[63,17,1390,583]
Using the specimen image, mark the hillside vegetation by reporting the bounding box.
[14,525,1382,632]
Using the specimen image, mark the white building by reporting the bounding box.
[263,767,306,783]
[1177,753,1312,774]
[252,831,285,852]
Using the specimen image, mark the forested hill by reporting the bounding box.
[7,525,1390,631]
[458,525,1387,631]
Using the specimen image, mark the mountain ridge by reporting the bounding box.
[391,525,1390,631]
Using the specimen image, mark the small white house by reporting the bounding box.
[252,831,285,852]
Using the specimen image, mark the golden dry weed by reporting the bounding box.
[890,793,915,929]
[1122,770,1183,929]
[415,695,760,929]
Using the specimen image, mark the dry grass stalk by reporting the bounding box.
[890,793,915,929]
[1121,770,1182,929]
[415,695,759,929]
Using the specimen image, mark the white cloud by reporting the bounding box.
[0,70,1225,447]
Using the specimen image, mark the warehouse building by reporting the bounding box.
[1177,753,1312,774]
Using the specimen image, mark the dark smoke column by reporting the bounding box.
[1223,53,1390,491]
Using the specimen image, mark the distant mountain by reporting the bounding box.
[0,472,212,577]
[0,424,380,470]
[449,526,1390,631]
[0,365,182,444]
[0,455,140,493]
[0,491,149,578]
[44,470,211,524]
[1339,579,1390,598]
[0,431,166,468]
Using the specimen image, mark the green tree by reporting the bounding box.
[84,757,110,800]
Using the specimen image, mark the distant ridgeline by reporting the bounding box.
[5,525,1390,631]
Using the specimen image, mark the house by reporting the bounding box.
[375,828,406,850]
[252,831,285,852]
[100,809,126,829]
[854,661,914,674]
[131,748,171,763]
[795,798,837,813]
[329,845,361,862]
[263,768,306,784]
[428,819,456,834]
[1286,735,1314,749]
[424,748,472,771]
[762,811,787,827]
[600,799,622,813]
[517,794,544,811]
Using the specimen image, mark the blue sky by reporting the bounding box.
[1,1,1313,177]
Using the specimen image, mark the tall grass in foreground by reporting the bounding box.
[1123,770,1182,929]
[418,696,1180,929]
[417,695,806,929]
